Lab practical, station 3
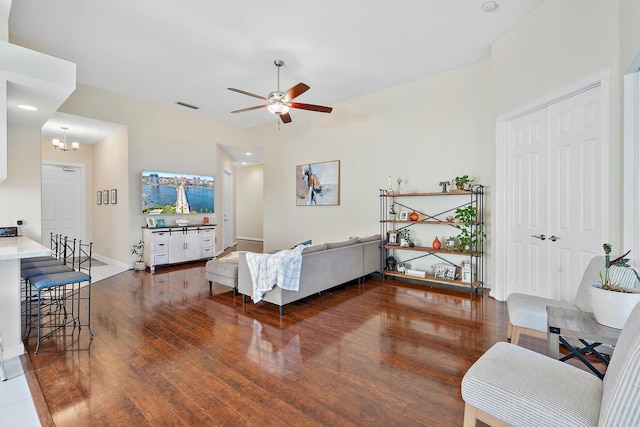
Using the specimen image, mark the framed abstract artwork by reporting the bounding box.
[296,160,340,206]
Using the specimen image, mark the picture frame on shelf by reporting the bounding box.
[399,211,408,221]
[146,217,156,228]
[102,190,109,204]
[387,230,398,245]
[110,189,117,204]
[155,218,166,227]
[97,191,102,205]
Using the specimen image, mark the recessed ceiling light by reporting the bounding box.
[245,152,252,156]
[481,1,498,12]
[241,162,247,165]
[17,104,38,111]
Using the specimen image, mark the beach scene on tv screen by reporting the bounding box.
[142,170,214,215]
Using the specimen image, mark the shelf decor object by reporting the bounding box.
[432,236,441,250]
[379,185,484,292]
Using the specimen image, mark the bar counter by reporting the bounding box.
[0,236,51,359]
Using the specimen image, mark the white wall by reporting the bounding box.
[251,60,494,255]
[492,0,623,245]
[93,127,129,262]
[620,0,640,72]
[236,164,263,240]
[0,124,41,240]
[58,84,247,263]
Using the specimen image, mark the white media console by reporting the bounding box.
[142,224,216,272]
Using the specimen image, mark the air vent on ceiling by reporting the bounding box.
[176,101,200,110]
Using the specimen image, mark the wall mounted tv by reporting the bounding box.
[142,170,214,215]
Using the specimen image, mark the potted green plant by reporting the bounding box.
[398,229,412,247]
[589,244,640,328]
[454,206,485,252]
[131,239,146,271]
[397,262,407,273]
[453,175,474,190]
[389,204,397,220]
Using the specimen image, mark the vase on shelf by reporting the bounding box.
[432,236,441,250]
[409,211,419,221]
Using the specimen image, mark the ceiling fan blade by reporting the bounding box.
[288,102,333,113]
[281,83,310,102]
[227,88,268,101]
[231,105,267,114]
[280,113,292,123]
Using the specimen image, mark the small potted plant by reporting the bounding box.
[389,204,397,220]
[131,239,146,271]
[398,229,412,248]
[397,262,407,273]
[453,175,474,190]
[589,244,640,328]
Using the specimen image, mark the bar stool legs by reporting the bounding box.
[0,333,7,381]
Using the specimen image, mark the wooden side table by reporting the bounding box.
[547,306,621,379]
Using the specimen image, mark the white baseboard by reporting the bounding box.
[92,253,129,270]
[236,236,264,242]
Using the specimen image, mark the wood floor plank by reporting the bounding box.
[23,261,605,426]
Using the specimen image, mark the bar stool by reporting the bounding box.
[25,241,93,354]
[21,237,76,340]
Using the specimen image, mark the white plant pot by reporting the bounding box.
[589,283,640,329]
[397,265,406,273]
[134,261,146,271]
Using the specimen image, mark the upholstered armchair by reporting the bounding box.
[506,256,638,345]
[461,303,640,426]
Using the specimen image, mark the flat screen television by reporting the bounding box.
[142,170,214,215]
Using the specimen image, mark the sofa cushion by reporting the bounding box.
[326,239,360,249]
[292,239,312,248]
[302,244,328,254]
[358,234,381,243]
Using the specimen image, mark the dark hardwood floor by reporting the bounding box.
[23,253,600,426]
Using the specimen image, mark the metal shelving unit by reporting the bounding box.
[379,185,484,292]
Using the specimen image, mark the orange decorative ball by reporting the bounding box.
[409,211,419,221]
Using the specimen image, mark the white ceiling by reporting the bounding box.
[8,0,543,159]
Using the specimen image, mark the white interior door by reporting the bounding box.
[498,77,610,302]
[223,169,234,250]
[506,108,550,297]
[41,162,85,245]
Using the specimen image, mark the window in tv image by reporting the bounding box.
[142,170,214,215]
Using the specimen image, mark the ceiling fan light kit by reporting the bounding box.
[228,59,332,124]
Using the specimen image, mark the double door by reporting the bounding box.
[503,84,608,301]
[168,227,201,264]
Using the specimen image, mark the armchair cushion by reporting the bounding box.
[462,342,602,427]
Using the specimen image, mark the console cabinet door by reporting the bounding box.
[168,229,186,264]
[184,229,201,261]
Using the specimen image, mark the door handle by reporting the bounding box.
[532,234,546,240]
[549,235,559,242]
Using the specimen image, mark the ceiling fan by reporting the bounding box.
[228,59,332,124]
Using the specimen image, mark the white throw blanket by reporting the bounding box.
[246,245,308,303]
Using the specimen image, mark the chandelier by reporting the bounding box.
[52,127,80,151]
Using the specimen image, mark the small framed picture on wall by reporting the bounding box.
[111,189,117,204]
[97,191,102,205]
[102,190,109,204]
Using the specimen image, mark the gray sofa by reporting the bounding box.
[238,234,381,315]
